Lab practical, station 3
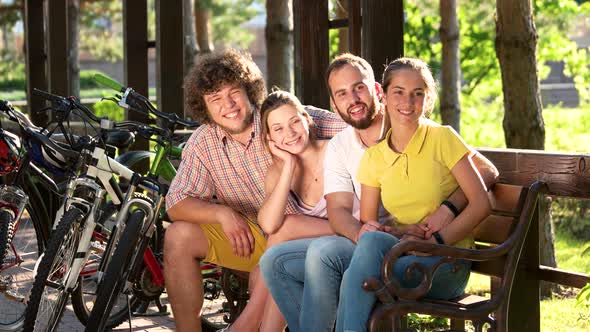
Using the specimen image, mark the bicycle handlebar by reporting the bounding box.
[93,73,199,129]
[93,73,124,93]
[32,88,101,124]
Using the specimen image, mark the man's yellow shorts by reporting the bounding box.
[200,216,267,272]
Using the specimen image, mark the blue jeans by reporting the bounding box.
[336,231,471,332]
[259,236,356,332]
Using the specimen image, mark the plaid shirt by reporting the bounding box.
[166,106,347,223]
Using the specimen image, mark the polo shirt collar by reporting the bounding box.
[379,119,428,166]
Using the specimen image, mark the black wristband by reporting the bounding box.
[432,231,445,245]
[441,200,460,217]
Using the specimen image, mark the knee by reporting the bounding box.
[164,221,207,261]
[259,246,280,281]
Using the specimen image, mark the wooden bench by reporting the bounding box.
[363,180,548,332]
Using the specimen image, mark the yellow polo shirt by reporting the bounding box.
[357,119,473,248]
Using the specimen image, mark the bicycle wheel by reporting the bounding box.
[23,207,84,332]
[0,207,43,332]
[70,202,133,328]
[85,209,145,332]
[200,267,249,331]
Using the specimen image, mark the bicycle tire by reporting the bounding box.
[23,207,84,332]
[70,202,134,328]
[0,209,15,268]
[0,205,45,332]
[85,209,145,332]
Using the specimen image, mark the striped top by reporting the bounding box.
[166,107,346,223]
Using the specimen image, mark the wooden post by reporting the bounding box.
[46,0,69,107]
[348,0,361,56]
[361,0,404,79]
[122,0,149,161]
[156,0,185,119]
[293,0,329,110]
[507,201,540,331]
[24,0,47,125]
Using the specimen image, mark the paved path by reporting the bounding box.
[57,294,176,331]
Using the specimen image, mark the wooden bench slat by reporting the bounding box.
[488,183,525,214]
[473,215,515,244]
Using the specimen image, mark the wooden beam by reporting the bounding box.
[479,148,590,198]
[123,0,149,98]
[348,0,361,56]
[537,266,590,289]
[122,0,149,157]
[293,0,329,110]
[46,0,69,99]
[24,0,47,125]
[155,0,184,119]
[361,0,403,79]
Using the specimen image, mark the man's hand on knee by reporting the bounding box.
[218,207,256,258]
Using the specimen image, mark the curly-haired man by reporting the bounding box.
[165,49,346,332]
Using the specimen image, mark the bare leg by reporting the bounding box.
[229,266,269,331]
[260,291,287,332]
[164,221,209,332]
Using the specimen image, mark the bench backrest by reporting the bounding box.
[471,183,529,278]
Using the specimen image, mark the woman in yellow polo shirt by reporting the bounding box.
[335,58,491,332]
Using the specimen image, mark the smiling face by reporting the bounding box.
[266,104,311,155]
[384,69,428,127]
[203,84,254,135]
[328,64,380,130]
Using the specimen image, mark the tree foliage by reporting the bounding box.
[404,0,590,106]
[200,0,262,49]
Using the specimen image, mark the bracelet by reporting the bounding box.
[432,231,445,245]
[441,200,460,217]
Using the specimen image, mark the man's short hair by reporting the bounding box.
[325,53,375,98]
[184,49,267,124]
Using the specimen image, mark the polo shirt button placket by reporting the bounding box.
[403,154,409,179]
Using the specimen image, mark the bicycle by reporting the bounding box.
[85,74,250,332]
[21,89,153,331]
[0,100,74,331]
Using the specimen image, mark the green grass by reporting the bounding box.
[541,298,590,332]
[457,103,590,152]
[554,229,590,274]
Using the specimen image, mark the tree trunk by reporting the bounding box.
[67,0,79,97]
[495,0,545,150]
[183,0,197,75]
[194,0,214,54]
[265,0,293,91]
[439,0,461,132]
[496,0,555,296]
[336,0,349,54]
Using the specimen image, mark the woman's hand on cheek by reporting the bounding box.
[268,140,295,164]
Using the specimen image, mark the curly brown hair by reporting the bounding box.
[184,49,267,124]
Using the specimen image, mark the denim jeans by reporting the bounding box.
[336,231,471,332]
[259,236,356,332]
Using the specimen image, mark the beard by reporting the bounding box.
[335,100,377,130]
